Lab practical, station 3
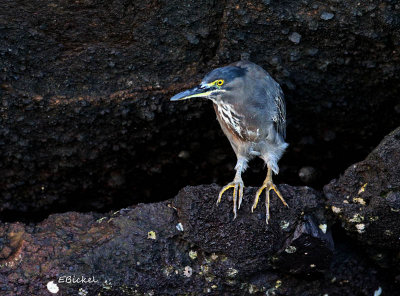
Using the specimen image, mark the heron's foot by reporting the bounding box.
[251,181,288,224]
[217,180,244,219]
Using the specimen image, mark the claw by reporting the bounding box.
[265,188,270,224]
[217,180,244,219]
[238,184,244,209]
[217,183,234,204]
[252,181,288,223]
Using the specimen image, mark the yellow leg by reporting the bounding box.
[217,178,244,219]
[217,157,247,219]
[251,166,288,223]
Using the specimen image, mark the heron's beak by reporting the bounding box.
[170,85,214,101]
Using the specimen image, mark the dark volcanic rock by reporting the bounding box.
[0,0,399,218]
[1,184,398,295]
[324,127,400,266]
[0,86,223,219]
[176,184,333,275]
[3,184,381,296]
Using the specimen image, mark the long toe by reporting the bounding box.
[265,189,270,224]
[217,181,245,220]
[217,183,234,205]
[233,183,238,219]
[252,184,266,212]
[253,182,288,223]
[271,184,289,208]
[238,183,244,209]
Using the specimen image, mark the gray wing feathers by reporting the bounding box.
[273,88,286,139]
[261,76,286,140]
[234,60,287,139]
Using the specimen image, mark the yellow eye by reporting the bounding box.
[216,79,224,86]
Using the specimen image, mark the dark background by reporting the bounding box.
[0,0,399,222]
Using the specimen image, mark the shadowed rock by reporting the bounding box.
[2,184,396,295]
[0,1,399,294]
[176,185,333,275]
[324,127,400,268]
[1,0,400,219]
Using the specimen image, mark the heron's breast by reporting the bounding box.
[213,103,260,143]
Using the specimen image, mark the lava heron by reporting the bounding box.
[170,60,288,223]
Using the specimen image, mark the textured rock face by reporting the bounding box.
[1,1,400,292]
[176,185,334,275]
[2,184,397,295]
[1,0,399,218]
[324,127,400,267]
[0,185,348,295]
[2,122,400,295]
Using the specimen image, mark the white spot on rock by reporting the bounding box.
[356,223,365,233]
[227,267,238,278]
[349,213,364,223]
[353,197,366,205]
[319,224,327,233]
[183,266,193,277]
[280,220,290,229]
[189,250,197,260]
[46,281,59,294]
[147,231,156,240]
[374,287,382,296]
[176,223,184,232]
[384,230,393,236]
[285,246,297,253]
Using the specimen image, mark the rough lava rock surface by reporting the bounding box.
[324,127,400,269]
[2,184,393,296]
[1,1,400,294]
[1,0,400,219]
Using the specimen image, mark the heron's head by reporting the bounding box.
[170,65,247,103]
